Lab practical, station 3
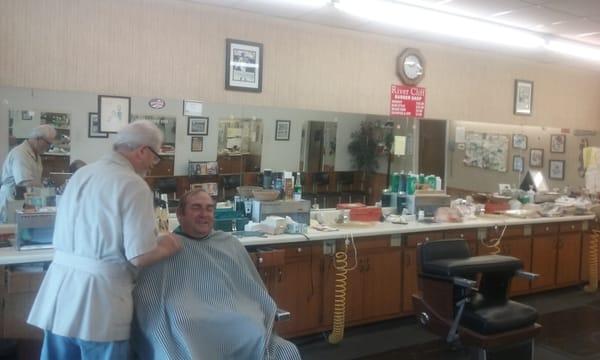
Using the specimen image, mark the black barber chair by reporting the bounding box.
[412,239,541,360]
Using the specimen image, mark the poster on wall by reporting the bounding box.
[390,84,426,117]
[463,132,509,172]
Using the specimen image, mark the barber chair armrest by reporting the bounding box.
[515,270,539,280]
[275,308,291,322]
[453,277,478,289]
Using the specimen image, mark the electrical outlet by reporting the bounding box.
[323,240,336,255]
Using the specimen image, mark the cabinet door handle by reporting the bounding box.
[425,236,430,241]
[571,225,575,230]
[278,269,283,282]
[459,234,464,238]
[297,247,302,253]
[366,257,370,272]
[258,257,264,264]
[545,226,550,232]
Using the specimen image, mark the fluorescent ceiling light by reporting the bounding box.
[545,40,600,62]
[275,0,331,6]
[335,0,544,49]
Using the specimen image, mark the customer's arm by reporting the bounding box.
[130,233,182,268]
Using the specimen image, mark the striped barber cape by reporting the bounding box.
[131,229,301,360]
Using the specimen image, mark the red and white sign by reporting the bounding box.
[390,84,426,118]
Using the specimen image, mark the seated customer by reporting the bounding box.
[132,189,301,360]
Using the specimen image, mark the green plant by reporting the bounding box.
[347,121,378,174]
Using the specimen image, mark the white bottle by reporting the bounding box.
[527,186,536,204]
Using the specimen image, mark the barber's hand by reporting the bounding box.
[157,233,183,257]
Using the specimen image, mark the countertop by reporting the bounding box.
[0,214,594,266]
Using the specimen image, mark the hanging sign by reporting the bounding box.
[390,84,426,117]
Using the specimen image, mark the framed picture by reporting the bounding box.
[88,112,108,138]
[514,79,533,115]
[275,120,291,141]
[530,148,544,168]
[183,100,203,116]
[191,136,204,152]
[549,160,565,180]
[98,95,131,133]
[550,134,566,153]
[512,134,527,150]
[21,111,32,120]
[512,155,524,172]
[188,116,209,135]
[225,38,263,92]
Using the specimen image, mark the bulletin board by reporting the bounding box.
[463,132,509,172]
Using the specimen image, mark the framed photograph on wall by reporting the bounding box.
[512,155,524,172]
[550,134,566,153]
[514,79,533,115]
[21,111,33,120]
[191,136,204,152]
[98,95,131,133]
[275,120,291,141]
[549,159,565,180]
[225,38,263,92]
[512,134,527,150]
[183,100,203,116]
[88,112,108,138]
[530,148,543,168]
[187,116,209,135]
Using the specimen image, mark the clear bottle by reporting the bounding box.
[527,185,536,204]
[293,172,303,201]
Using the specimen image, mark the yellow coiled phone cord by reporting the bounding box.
[584,229,599,293]
[328,233,357,344]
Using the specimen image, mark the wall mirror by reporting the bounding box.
[217,117,263,174]
[131,114,176,153]
[299,121,337,172]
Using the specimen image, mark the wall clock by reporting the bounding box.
[397,48,425,86]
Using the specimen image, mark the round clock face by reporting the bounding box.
[403,54,423,80]
[397,48,425,85]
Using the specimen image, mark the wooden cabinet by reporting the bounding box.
[531,224,558,290]
[477,226,531,295]
[444,229,478,256]
[556,222,583,286]
[250,244,322,337]
[41,154,69,178]
[402,231,444,312]
[322,236,402,326]
[2,266,45,339]
[147,155,174,176]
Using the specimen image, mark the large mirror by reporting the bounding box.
[299,121,337,172]
[217,117,263,174]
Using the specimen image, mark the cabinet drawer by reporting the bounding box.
[533,223,558,235]
[498,226,525,238]
[250,249,285,268]
[405,232,444,247]
[444,229,477,241]
[559,222,582,233]
[5,268,45,294]
[282,243,312,260]
[352,236,391,251]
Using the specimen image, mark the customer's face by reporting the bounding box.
[178,191,215,238]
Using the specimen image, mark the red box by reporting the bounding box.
[349,207,382,222]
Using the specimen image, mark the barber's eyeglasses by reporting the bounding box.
[146,146,161,165]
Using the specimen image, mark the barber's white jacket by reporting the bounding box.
[0,141,42,222]
[27,152,158,342]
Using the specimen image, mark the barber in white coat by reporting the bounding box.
[27,120,182,359]
[0,124,56,223]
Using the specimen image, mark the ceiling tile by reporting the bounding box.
[543,0,600,18]
[226,0,328,19]
[298,5,371,30]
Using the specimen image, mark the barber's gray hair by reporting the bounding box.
[29,124,56,140]
[112,120,163,152]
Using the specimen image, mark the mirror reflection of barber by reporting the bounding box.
[0,124,56,223]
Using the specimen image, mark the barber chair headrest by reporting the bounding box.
[419,239,522,277]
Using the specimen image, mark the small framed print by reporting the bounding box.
[514,79,533,115]
[512,134,527,150]
[188,116,209,136]
[550,134,566,153]
[530,148,543,168]
[275,120,291,141]
[191,136,203,152]
[98,95,131,133]
[549,159,565,180]
[88,112,108,138]
[183,100,203,116]
[21,111,33,120]
[225,38,263,92]
[512,155,524,173]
